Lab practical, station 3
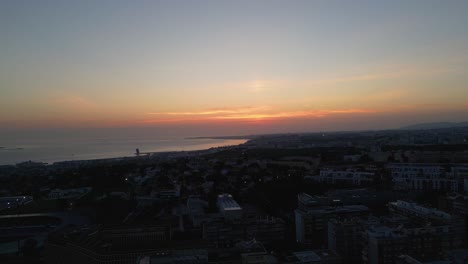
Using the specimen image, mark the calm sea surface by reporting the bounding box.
[0,138,247,165]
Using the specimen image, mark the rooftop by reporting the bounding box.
[293,251,321,262]
[298,204,369,215]
[389,200,451,220]
[217,194,242,211]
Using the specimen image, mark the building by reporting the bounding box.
[396,254,449,264]
[389,200,453,223]
[312,169,374,186]
[236,240,277,264]
[448,193,468,216]
[203,220,244,247]
[328,218,363,264]
[386,164,465,191]
[203,217,286,247]
[47,187,92,199]
[139,249,209,264]
[0,212,89,256]
[388,200,465,248]
[217,194,243,221]
[387,164,446,179]
[360,201,466,264]
[283,250,340,264]
[187,196,214,227]
[295,193,369,247]
[447,249,468,264]
[362,224,454,264]
[45,225,174,264]
[0,196,33,211]
[451,165,468,178]
[244,216,286,243]
[143,241,276,264]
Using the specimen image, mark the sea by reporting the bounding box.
[0,137,247,165]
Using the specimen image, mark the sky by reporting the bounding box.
[1,0,468,138]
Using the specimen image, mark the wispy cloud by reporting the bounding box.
[143,107,375,123]
[147,106,271,116]
[211,109,375,120]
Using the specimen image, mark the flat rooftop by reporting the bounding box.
[217,194,242,210]
[293,251,321,262]
[298,204,369,214]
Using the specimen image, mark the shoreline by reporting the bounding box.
[185,136,255,140]
[2,138,250,167]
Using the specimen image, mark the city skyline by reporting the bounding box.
[2,0,468,136]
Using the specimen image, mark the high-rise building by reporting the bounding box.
[388,200,465,248]
[328,218,364,264]
[217,193,243,221]
[295,193,369,247]
[362,224,451,264]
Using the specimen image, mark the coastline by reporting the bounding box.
[0,138,250,166]
[185,135,255,140]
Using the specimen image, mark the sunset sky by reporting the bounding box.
[1,0,468,137]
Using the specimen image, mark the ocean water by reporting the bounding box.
[0,137,247,165]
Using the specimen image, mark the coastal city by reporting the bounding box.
[1,126,468,264]
[3,0,468,264]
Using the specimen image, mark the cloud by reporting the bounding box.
[211,109,375,120]
[147,106,271,116]
[143,107,375,123]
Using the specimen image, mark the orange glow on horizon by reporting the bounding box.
[3,103,467,130]
[141,108,377,124]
